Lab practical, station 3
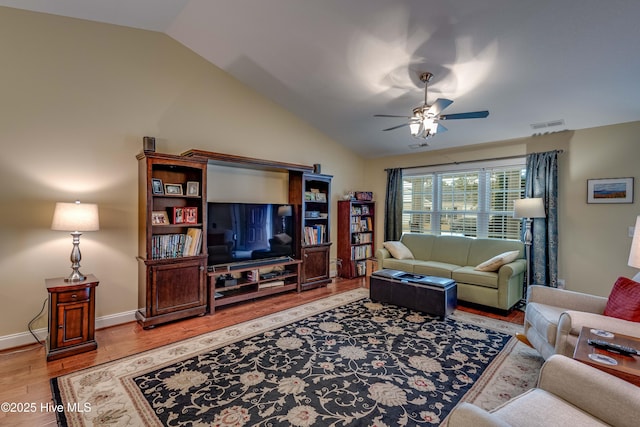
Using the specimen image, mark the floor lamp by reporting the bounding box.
[513,198,546,302]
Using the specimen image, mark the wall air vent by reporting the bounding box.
[530,119,565,130]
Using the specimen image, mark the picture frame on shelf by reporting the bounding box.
[172,207,184,224]
[355,191,373,201]
[164,183,183,195]
[315,192,327,203]
[151,211,170,225]
[152,178,164,195]
[186,181,199,196]
[304,191,316,201]
[183,207,198,224]
[587,177,634,204]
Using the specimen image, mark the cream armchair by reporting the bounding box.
[523,285,639,360]
[447,354,640,427]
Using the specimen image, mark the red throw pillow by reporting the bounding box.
[603,276,640,322]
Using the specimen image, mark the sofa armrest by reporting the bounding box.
[375,248,391,262]
[497,259,526,279]
[527,285,608,313]
[447,402,511,427]
[537,355,640,427]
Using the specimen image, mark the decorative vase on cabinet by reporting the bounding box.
[136,152,208,328]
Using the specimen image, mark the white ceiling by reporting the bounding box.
[3,0,640,158]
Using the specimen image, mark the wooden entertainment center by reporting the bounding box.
[136,149,332,327]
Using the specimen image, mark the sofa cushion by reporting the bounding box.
[452,266,499,288]
[474,250,521,272]
[413,261,458,278]
[604,276,640,322]
[400,233,436,260]
[381,258,417,272]
[492,389,608,427]
[430,235,472,265]
[467,238,524,267]
[383,241,414,259]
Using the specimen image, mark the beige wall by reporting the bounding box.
[365,124,640,297]
[0,7,365,340]
[1,7,638,344]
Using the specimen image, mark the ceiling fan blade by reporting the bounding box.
[375,114,413,118]
[382,123,410,131]
[427,98,454,116]
[440,110,489,120]
[434,123,448,133]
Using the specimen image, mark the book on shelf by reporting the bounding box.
[351,244,372,260]
[185,228,202,256]
[304,225,326,245]
[350,217,372,232]
[150,228,202,260]
[352,232,372,244]
[350,205,370,215]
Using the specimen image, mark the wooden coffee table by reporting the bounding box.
[573,326,640,386]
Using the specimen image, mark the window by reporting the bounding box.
[402,159,525,240]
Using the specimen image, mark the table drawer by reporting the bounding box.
[57,288,90,303]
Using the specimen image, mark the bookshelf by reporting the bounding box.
[136,152,208,328]
[337,200,375,279]
[289,172,333,289]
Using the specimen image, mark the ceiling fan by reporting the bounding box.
[375,72,489,142]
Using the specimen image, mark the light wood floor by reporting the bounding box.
[0,278,523,426]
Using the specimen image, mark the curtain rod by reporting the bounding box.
[384,149,564,172]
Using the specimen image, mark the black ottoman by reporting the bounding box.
[370,269,457,318]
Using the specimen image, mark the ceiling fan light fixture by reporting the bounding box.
[375,71,489,143]
[409,121,422,136]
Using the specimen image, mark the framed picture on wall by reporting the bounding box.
[587,177,634,204]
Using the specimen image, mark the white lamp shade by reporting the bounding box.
[513,198,546,219]
[277,205,292,217]
[628,216,640,269]
[51,201,100,232]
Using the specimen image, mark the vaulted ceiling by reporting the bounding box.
[3,0,640,158]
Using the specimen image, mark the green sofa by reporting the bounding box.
[375,233,526,311]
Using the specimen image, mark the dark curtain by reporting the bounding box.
[525,151,559,287]
[384,168,403,241]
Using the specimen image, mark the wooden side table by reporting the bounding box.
[573,326,640,386]
[46,274,99,361]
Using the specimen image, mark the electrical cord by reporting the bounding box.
[28,297,48,346]
[0,298,47,356]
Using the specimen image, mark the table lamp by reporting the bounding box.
[51,200,100,282]
[628,215,640,282]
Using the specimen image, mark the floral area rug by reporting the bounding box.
[51,289,542,426]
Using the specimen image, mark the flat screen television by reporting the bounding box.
[207,202,294,266]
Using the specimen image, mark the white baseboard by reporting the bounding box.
[0,310,138,351]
